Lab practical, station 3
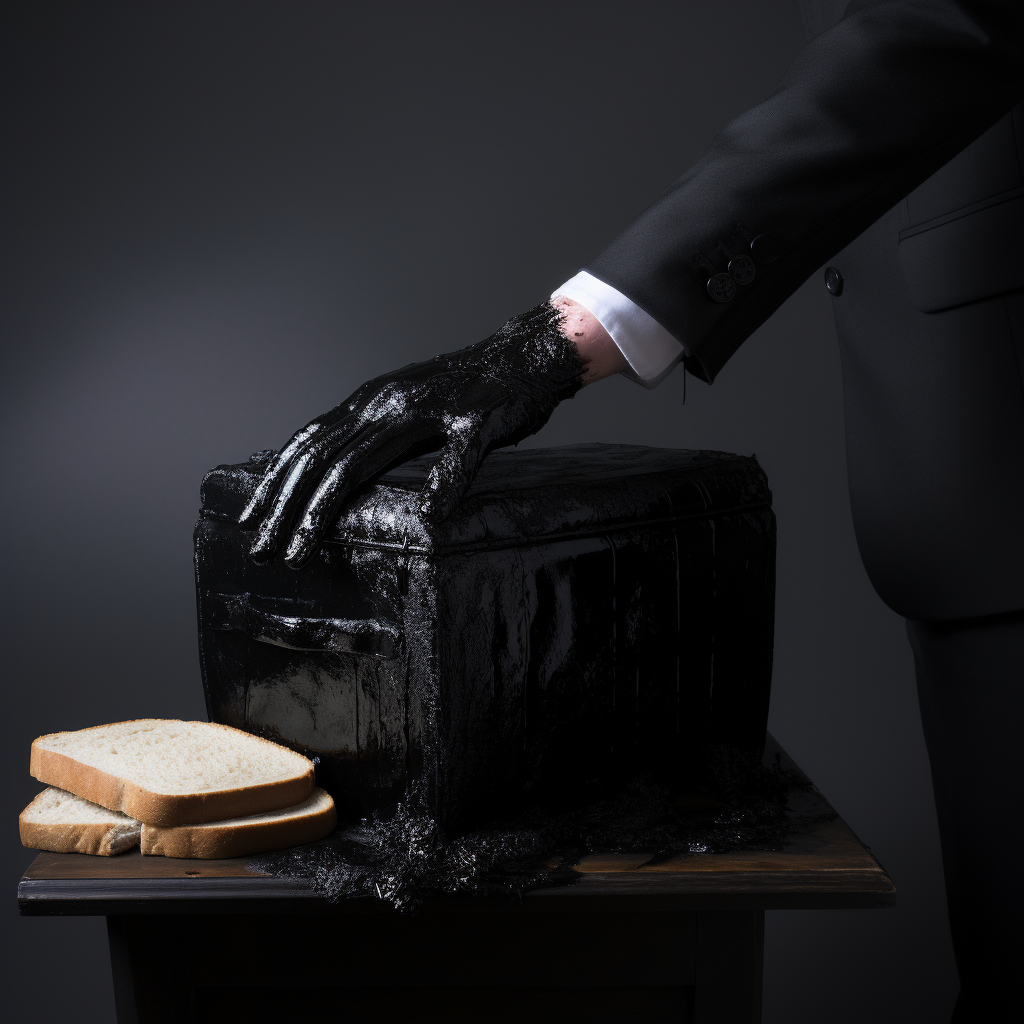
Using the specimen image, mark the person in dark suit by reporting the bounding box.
[242,3,1023,1018]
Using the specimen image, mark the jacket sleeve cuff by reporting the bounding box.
[552,271,685,389]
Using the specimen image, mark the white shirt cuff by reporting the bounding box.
[552,270,685,389]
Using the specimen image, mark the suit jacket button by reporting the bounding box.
[750,234,780,263]
[707,272,737,302]
[729,254,756,285]
[824,266,844,295]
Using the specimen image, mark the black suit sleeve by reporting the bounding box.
[586,0,1024,383]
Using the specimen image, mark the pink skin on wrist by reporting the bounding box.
[550,294,629,385]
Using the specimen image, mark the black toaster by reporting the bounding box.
[195,443,775,830]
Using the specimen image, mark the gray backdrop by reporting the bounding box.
[2,2,957,1019]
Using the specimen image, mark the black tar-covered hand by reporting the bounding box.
[239,302,585,568]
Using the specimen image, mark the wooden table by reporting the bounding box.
[18,739,893,1023]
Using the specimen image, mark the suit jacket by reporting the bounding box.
[586,0,1024,621]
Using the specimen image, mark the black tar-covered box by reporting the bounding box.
[195,444,776,830]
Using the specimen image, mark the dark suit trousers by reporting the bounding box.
[907,610,1024,1022]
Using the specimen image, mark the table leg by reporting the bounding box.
[693,909,764,1023]
[107,916,196,1024]
[107,916,139,1024]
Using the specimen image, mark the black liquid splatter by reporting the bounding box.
[251,744,815,913]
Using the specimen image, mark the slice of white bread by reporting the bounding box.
[30,720,314,826]
[141,787,337,859]
[20,787,141,856]
[20,786,337,859]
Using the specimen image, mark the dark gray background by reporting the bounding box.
[2,2,956,1019]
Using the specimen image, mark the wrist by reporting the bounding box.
[550,295,627,385]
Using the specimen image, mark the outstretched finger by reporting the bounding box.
[238,420,325,529]
[284,418,442,568]
[237,373,394,530]
[248,419,372,561]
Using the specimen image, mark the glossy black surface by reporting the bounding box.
[237,303,585,567]
[196,444,776,831]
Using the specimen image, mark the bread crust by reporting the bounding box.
[30,720,315,827]
[20,820,140,856]
[19,793,140,857]
[141,790,337,859]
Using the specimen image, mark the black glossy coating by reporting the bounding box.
[237,303,584,567]
[252,746,810,911]
[196,443,777,832]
